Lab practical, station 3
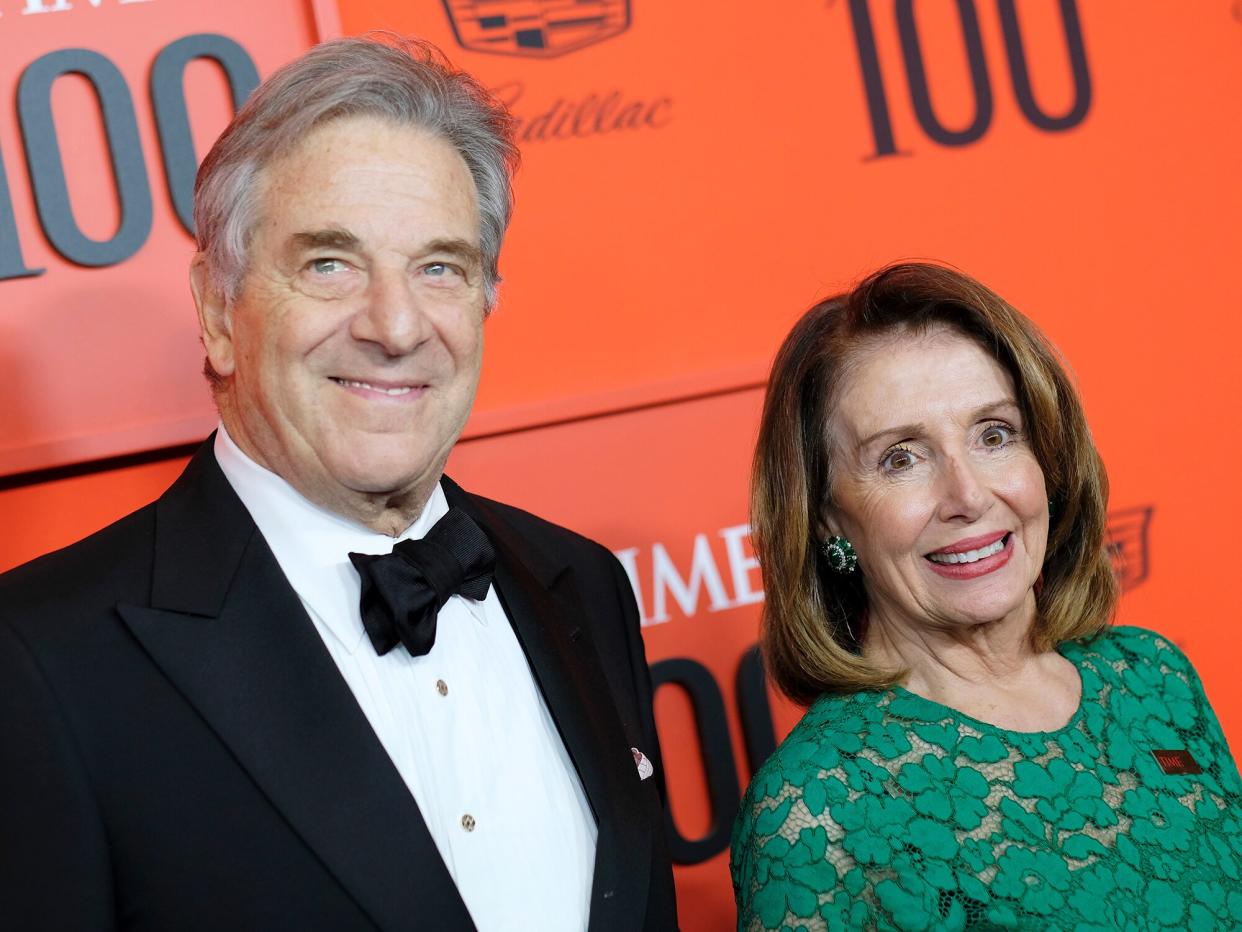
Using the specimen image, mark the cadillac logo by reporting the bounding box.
[1105,505,1153,592]
[442,0,631,58]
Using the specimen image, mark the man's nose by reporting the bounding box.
[937,454,990,522]
[350,268,432,356]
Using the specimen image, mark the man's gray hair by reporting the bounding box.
[193,34,519,310]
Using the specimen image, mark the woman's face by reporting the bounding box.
[823,325,1049,640]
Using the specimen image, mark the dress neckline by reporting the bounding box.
[884,641,1092,738]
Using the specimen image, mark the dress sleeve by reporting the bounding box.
[1180,645,1242,795]
[731,772,858,931]
[1124,627,1242,794]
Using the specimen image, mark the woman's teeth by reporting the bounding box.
[928,535,1007,565]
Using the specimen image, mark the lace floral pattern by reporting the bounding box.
[731,627,1242,931]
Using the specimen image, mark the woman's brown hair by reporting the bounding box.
[752,262,1118,704]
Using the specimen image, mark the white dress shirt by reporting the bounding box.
[214,427,597,931]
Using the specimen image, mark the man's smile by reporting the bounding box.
[330,376,429,398]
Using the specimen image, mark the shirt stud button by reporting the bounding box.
[461,814,476,832]
[436,679,448,696]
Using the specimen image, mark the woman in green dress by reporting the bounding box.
[731,263,1242,931]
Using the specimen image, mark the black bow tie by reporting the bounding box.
[349,507,496,657]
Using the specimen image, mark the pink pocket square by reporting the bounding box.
[631,747,654,781]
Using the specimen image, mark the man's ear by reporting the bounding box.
[190,254,236,378]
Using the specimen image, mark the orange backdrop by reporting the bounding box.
[2,2,1240,928]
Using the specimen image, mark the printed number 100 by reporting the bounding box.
[0,34,259,280]
[848,0,1091,157]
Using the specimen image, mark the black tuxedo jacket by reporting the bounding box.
[0,442,677,931]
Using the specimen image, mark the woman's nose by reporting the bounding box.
[937,454,991,521]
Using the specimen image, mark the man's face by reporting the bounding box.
[196,115,487,526]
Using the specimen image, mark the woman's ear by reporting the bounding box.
[817,502,843,542]
[190,254,237,379]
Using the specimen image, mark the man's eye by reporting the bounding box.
[881,447,915,472]
[981,424,1015,447]
[424,262,463,279]
[310,258,348,275]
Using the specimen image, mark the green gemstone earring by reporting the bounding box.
[822,536,858,574]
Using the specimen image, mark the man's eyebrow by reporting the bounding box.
[422,238,483,265]
[285,232,483,266]
[855,399,1020,451]
[289,228,362,252]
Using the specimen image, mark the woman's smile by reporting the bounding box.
[925,531,1013,579]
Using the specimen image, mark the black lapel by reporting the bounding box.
[444,477,653,932]
[117,443,475,932]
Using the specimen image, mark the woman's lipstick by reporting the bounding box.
[925,531,1012,580]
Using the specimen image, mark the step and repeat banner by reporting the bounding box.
[0,0,337,474]
[1,2,1239,926]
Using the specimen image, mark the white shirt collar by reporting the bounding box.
[213,423,473,655]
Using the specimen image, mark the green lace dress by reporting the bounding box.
[731,626,1242,931]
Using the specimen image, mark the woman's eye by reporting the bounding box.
[981,424,1014,447]
[881,447,915,472]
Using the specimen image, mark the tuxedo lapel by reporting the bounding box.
[118,445,475,932]
[445,479,653,932]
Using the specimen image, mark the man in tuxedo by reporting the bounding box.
[0,36,676,931]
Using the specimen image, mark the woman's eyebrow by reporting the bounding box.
[856,423,924,452]
[854,399,1020,451]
